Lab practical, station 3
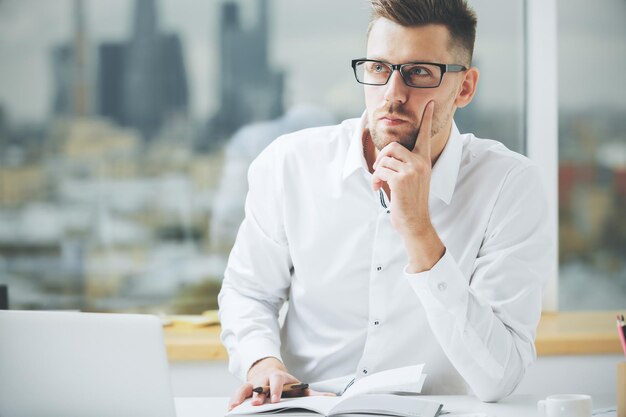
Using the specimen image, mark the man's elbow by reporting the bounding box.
[472,366,525,403]
[474,388,511,403]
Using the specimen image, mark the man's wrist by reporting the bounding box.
[403,226,446,273]
[247,356,286,381]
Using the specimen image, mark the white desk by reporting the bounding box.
[174,394,615,417]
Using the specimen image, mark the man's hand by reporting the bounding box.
[371,100,445,272]
[227,357,335,411]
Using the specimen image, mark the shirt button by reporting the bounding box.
[361,368,369,375]
[386,210,390,214]
[376,265,382,271]
[373,320,380,326]
[437,282,447,291]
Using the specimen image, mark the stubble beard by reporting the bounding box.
[370,102,420,151]
[369,93,456,152]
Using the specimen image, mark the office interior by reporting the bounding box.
[0,0,623,409]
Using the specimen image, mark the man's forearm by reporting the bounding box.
[218,284,285,382]
[403,225,446,274]
[405,249,544,402]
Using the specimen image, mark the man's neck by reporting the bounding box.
[429,122,453,166]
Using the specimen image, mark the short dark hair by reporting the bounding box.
[368,0,477,66]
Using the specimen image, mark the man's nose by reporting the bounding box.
[383,69,409,104]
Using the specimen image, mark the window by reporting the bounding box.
[0,0,365,313]
[0,0,530,313]
[556,0,626,310]
[460,0,526,154]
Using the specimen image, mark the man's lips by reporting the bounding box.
[379,116,408,126]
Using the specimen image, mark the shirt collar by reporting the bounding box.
[430,122,463,205]
[341,110,369,182]
[342,111,463,206]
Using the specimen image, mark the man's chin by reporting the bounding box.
[373,127,418,150]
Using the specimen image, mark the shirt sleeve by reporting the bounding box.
[218,140,292,382]
[405,163,555,402]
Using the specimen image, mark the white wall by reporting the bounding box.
[516,355,620,399]
[170,355,621,400]
[170,361,239,397]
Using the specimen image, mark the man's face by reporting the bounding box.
[365,19,464,151]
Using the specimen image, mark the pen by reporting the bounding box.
[340,378,356,396]
[252,382,309,396]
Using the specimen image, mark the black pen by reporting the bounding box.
[252,382,309,396]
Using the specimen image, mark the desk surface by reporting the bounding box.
[163,310,624,361]
[173,395,615,417]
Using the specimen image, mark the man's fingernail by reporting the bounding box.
[272,394,279,402]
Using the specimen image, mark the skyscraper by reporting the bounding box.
[71,0,90,117]
[52,44,73,117]
[123,0,189,140]
[96,0,188,139]
[52,0,91,118]
[98,42,127,126]
[205,0,284,144]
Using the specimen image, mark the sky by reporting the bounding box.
[0,0,624,125]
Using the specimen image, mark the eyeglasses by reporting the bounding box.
[351,59,467,88]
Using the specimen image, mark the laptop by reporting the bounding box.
[0,310,177,417]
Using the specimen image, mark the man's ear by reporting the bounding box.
[454,67,479,108]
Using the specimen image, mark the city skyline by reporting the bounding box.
[3,0,625,125]
[0,0,369,124]
[42,0,288,146]
[206,0,285,142]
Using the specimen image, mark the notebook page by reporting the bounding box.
[227,395,340,416]
[329,393,442,417]
[342,364,425,398]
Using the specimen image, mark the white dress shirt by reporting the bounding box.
[218,113,554,402]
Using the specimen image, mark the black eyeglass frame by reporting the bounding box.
[351,58,467,89]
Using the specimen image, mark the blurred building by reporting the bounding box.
[51,45,74,117]
[97,43,127,127]
[0,105,7,151]
[0,165,45,207]
[51,0,91,118]
[205,0,284,146]
[123,0,188,140]
[93,0,189,140]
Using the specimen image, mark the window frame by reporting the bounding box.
[525,0,559,311]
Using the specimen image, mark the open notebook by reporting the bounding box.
[227,364,443,417]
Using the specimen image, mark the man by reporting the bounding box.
[219,0,553,409]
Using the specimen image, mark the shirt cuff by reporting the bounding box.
[237,337,284,382]
[403,249,469,317]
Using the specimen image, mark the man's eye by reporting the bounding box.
[409,66,430,76]
[373,64,385,72]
